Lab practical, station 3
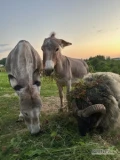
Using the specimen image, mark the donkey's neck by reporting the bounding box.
[54,54,68,77]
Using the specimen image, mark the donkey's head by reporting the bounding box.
[41,32,72,76]
[8,69,42,135]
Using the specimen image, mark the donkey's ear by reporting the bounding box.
[8,74,18,88]
[8,75,23,91]
[33,69,41,86]
[33,69,40,80]
[59,39,72,48]
[50,32,56,38]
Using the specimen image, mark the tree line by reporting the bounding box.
[0,55,120,74]
[0,58,6,66]
[86,55,120,74]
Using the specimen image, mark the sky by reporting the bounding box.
[0,0,120,60]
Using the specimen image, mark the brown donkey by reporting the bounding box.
[41,32,89,111]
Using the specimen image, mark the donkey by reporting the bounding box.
[41,32,89,111]
[5,40,42,135]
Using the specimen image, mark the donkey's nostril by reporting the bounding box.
[45,69,54,76]
[51,69,54,73]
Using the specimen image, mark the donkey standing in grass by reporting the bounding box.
[41,32,89,111]
[6,40,42,135]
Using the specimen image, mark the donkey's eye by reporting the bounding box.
[56,48,59,52]
[34,81,41,86]
[24,113,28,116]
[14,85,23,91]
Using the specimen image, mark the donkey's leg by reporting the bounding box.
[57,83,64,111]
[66,80,72,111]
[66,80,71,93]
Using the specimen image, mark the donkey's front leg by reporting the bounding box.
[57,83,64,112]
[66,80,72,111]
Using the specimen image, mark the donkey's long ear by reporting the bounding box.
[8,75,23,91]
[50,32,56,38]
[8,74,18,88]
[33,69,41,87]
[59,39,72,48]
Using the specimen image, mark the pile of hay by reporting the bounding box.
[69,77,113,110]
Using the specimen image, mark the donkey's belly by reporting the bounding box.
[55,77,81,87]
[55,77,68,86]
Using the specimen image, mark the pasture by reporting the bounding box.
[0,72,120,160]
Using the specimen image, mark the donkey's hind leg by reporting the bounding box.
[66,80,72,112]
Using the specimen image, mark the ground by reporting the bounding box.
[0,72,120,160]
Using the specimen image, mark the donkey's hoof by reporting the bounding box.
[16,117,24,122]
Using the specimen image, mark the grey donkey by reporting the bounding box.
[6,40,43,135]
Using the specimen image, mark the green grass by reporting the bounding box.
[0,72,120,160]
[40,77,58,97]
[0,72,14,96]
[0,72,58,97]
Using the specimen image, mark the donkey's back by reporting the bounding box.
[67,57,89,79]
[6,40,42,86]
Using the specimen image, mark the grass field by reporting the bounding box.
[0,72,120,160]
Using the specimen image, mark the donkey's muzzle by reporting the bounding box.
[44,69,54,76]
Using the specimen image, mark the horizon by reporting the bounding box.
[0,0,120,60]
[0,53,119,61]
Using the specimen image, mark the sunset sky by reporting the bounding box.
[0,0,120,60]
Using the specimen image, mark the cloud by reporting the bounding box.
[97,29,103,33]
[0,48,12,53]
[0,44,9,47]
[96,27,119,34]
[0,44,11,53]
[92,26,96,28]
[115,27,119,30]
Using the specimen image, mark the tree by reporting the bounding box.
[0,58,6,66]
[87,55,120,74]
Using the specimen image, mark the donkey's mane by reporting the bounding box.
[50,32,56,38]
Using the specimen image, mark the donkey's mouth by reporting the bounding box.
[44,69,54,76]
